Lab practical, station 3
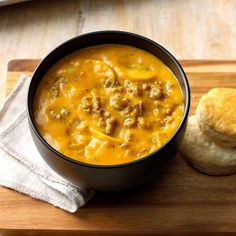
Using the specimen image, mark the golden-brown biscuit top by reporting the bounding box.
[198,88,236,137]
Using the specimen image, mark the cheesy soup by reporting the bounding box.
[34,44,183,165]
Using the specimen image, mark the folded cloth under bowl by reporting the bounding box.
[0,75,94,213]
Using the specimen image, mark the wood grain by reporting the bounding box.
[1,60,236,235]
[1,0,236,106]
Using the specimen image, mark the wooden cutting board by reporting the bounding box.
[1,59,236,235]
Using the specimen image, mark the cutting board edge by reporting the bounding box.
[2,59,236,232]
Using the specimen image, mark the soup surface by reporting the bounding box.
[34,44,183,165]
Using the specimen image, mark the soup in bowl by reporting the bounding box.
[34,44,183,165]
[28,31,190,191]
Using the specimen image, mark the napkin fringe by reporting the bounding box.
[0,75,27,121]
[0,177,78,212]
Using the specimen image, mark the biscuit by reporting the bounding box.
[196,88,236,148]
[180,116,236,175]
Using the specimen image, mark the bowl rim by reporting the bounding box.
[27,30,190,169]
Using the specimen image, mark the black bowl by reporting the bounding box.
[27,31,190,191]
